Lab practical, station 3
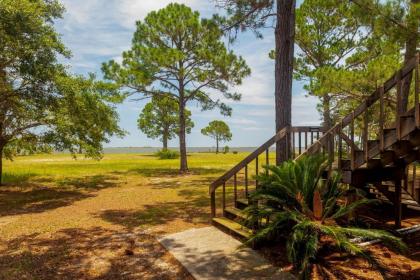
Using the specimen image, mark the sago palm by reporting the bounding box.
[244,154,406,279]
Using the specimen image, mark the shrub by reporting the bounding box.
[232,151,238,154]
[245,154,406,279]
[155,149,179,159]
[223,145,230,154]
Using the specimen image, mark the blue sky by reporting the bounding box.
[55,0,321,148]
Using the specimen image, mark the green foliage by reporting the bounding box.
[0,0,124,183]
[223,145,230,154]
[201,120,232,153]
[293,0,417,128]
[102,3,250,171]
[214,0,275,41]
[245,154,406,279]
[138,96,194,149]
[154,149,180,160]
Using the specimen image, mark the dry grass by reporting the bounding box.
[0,152,247,280]
[1,152,419,279]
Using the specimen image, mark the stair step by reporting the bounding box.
[391,140,413,157]
[367,140,380,159]
[400,114,416,137]
[225,207,247,221]
[340,159,351,171]
[383,128,397,148]
[367,159,382,169]
[235,198,249,210]
[212,217,251,239]
[352,150,365,169]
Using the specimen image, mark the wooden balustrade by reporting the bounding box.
[297,54,420,173]
[210,53,420,230]
[209,126,323,218]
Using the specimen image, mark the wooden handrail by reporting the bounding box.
[210,53,420,222]
[298,54,419,160]
[209,127,289,193]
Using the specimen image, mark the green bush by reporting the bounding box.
[232,151,238,154]
[155,149,179,159]
[245,154,406,279]
[223,146,230,154]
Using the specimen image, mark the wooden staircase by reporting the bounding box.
[209,54,420,239]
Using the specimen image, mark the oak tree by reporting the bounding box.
[138,96,194,150]
[102,3,250,172]
[0,0,124,184]
[201,120,232,153]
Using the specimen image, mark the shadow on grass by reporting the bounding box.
[0,175,118,217]
[0,227,192,280]
[124,167,225,178]
[2,172,39,185]
[98,198,210,231]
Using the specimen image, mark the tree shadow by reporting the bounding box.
[57,175,118,191]
[0,227,192,280]
[356,202,420,229]
[124,167,225,178]
[98,199,210,231]
[0,175,119,217]
[2,172,38,184]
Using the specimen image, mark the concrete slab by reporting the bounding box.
[158,227,295,280]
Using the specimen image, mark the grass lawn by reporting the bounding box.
[0,152,250,280]
[1,152,419,280]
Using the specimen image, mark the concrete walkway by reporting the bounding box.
[158,227,295,280]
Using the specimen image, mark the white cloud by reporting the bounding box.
[227,118,258,125]
[118,0,213,29]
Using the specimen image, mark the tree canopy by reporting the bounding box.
[0,0,124,184]
[138,96,194,150]
[293,0,418,133]
[102,3,250,172]
[201,120,232,153]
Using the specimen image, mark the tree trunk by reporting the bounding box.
[322,95,332,131]
[162,130,168,151]
[323,95,334,162]
[0,144,4,186]
[275,0,296,165]
[179,103,188,173]
[216,137,219,154]
[401,0,419,112]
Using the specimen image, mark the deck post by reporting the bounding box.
[211,191,216,218]
[395,177,402,229]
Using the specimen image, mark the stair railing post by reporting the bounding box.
[292,130,295,159]
[412,164,416,199]
[363,108,369,162]
[415,53,419,127]
[379,86,385,151]
[211,191,216,218]
[338,124,343,170]
[222,182,226,216]
[394,177,402,229]
[397,70,402,140]
[245,164,248,197]
[265,148,269,174]
[298,131,302,155]
[234,174,237,206]
[255,155,259,188]
[350,112,356,170]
